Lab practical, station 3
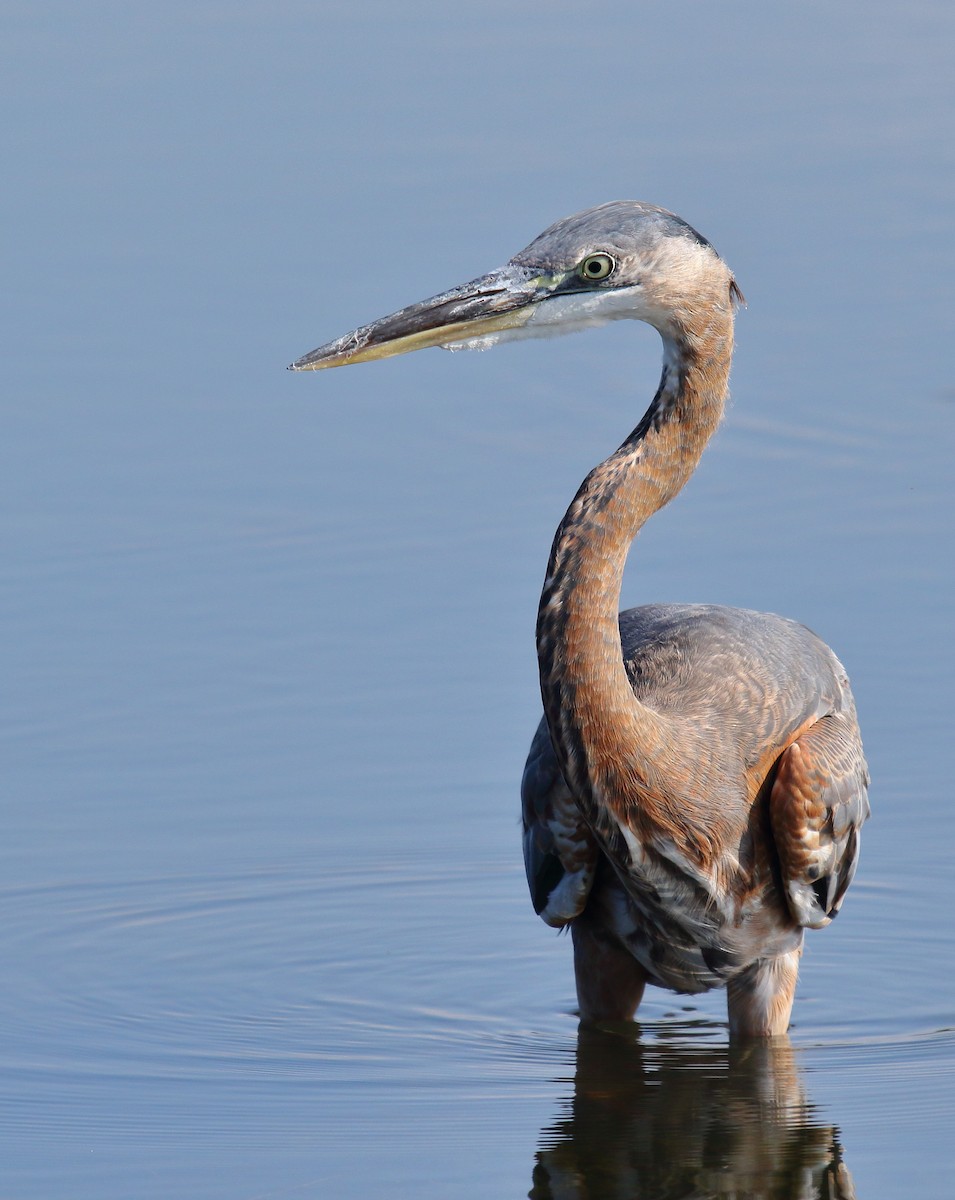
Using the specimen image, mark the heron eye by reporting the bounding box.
[578,253,615,282]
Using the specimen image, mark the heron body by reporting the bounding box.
[291,201,869,1037]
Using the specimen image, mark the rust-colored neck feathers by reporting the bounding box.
[537,289,735,856]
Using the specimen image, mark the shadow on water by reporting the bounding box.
[530,1024,854,1199]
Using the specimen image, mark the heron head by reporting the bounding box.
[289,201,739,372]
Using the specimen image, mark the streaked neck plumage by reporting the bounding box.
[536,294,735,859]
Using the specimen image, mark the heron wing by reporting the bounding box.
[769,713,870,929]
[521,717,598,928]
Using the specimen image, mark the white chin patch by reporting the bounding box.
[443,286,643,353]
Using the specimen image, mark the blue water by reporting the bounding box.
[3,1,954,1195]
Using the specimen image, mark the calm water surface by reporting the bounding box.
[2,2,954,1196]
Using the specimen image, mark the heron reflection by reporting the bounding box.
[530,1025,855,1199]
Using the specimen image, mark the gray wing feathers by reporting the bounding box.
[521,718,597,927]
[522,603,869,938]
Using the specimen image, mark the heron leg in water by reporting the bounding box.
[572,897,649,1023]
[726,948,803,1038]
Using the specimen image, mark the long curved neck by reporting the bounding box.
[537,311,734,849]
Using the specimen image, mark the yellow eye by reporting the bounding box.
[578,253,615,282]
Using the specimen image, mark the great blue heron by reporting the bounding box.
[290,201,869,1037]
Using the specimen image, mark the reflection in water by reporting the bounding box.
[530,1026,855,1199]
